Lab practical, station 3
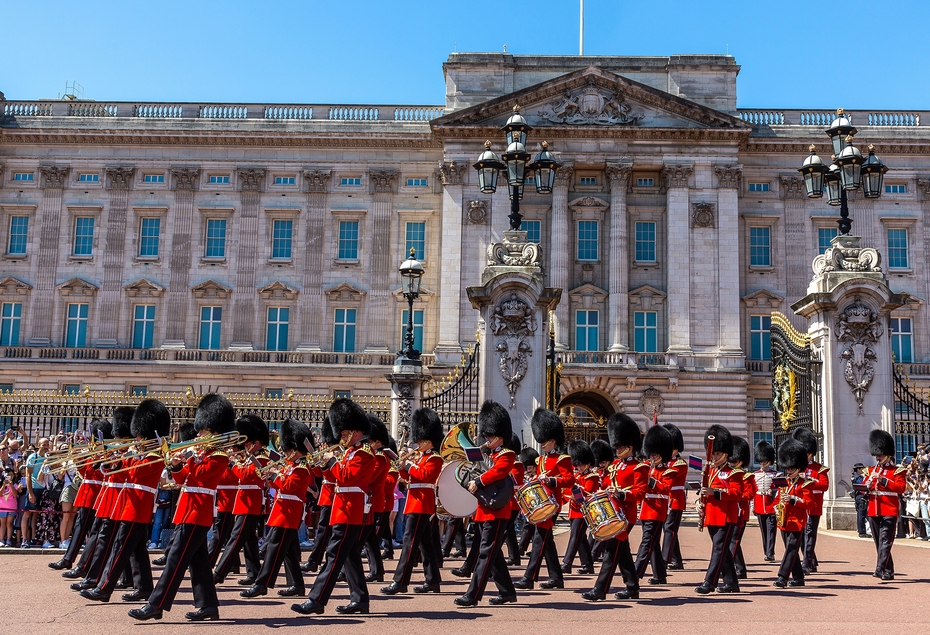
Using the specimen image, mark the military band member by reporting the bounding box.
[303,416,337,573]
[772,438,813,588]
[635,424,674,585]
[209,455,239,569]
[753,441,778,562]
[561,440,597,575]
[361,414,391,583]
[504,433,525,567]
[793,427,829,574]
[589,438,615,562]
[454,401,518,606]
[582,413,646,601]
[515,445,540,559]
[514,409,574,591]
[865,429,907,581]
[381,407,444,596]
[694,424,741,595]
[659,423,688,570]
[727,436,755,579]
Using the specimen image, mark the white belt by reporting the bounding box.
[336,487,366,494]
[871,491,898,496]
[105,482,126,489]
[407,483,437,490]
[82,480,103,486]
[646,494,670,500]
[670,486,685,491]
[238,485,263,491]
[125,483,158,495]
[322,480,335,486]
[216,485,239,490]
[182,486,216,496]
[277,493,304,503]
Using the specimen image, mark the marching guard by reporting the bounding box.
[561,440,597,575]
[695,424,741,595]
[864,429,907,581]
[727,436,755,580]
[772,438,813,588]
[659,423,688,570]
[753,440,778,562]
[793,427,829,574]
[360,414,391,583]
[634,424,674,585]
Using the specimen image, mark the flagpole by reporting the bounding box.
[579,0,584,55]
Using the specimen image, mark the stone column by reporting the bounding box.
[663,164,693,354]
[780,176,811,329]
[385,369,430,438]
[28,166,69,345]
[550,164,573,350]
[605,163,632,351]
[229,169,265,349]
[918,178,930,349]
[95,167,135,347]
[434,161,468,364]
[365,170,396,352]
[163,168,199,348]
[715,165,742,355]
[297,170,330,351]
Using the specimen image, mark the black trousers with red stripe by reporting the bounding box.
[363,512,385,577]
[82,517,116,582]
[777,529,804,581]
[756,513,777,559]
[661,508,684,566]
[148,523,218,611]
[308,523,367,605]
[522,524,562,583]
[729,519,747,575]
[635,519,667,581]
[208,510,237,569]
[392,512,441,587]
[254,525,304,591]
[563,517,593,569]
[62,506,95,567]
[593,535,637,594]
[465,519,515,600]
[306,505,331,568]
[96,521,153,596]
[868,515,897,576]
[703,523,738,588]
[215,513,261,581]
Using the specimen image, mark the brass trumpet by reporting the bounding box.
[100,432,246,474]
[308,443,344,468]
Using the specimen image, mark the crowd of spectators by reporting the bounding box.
[902,444,930,540]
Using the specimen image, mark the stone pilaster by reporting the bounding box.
[605,163,632,351]
[550,164,573,350]
[297,170,330,351]
[365,170,397,352]
[434,161,466,363]
[715,165,742,354]
[230,168,265,349]
[780,176,810,329]
[163,168,199,347]
[28,166,69,345]
[663,164,693,355]
[95,168,135,346]
[918,178,930,355]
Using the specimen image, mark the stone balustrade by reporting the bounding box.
[739,109,926,127]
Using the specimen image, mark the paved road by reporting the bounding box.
[4,522,928,634]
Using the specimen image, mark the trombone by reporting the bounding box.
[100,431,246,475]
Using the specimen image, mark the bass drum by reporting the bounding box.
[436,459,478,518]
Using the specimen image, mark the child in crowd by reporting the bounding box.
[0,467,20,546]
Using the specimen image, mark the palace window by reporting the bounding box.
[139,217,161,258]
[818,227,838,255]
[78,173,99,182]
[130,386,148,396]
[266,307,290,351]
[205,219,227,258]
[633,311,658,352]
[0,302,22,347]
[405,221,425,260]
[523,220,541,244]
[73,217,95,256]
[274,176,296,185]
[887,228,909,269]
[208,175,230,184]
[580,177,597,186]
[142,174,165,183]
[749,226,771,267]
[271,219,293,260]
[754,399,772,410]
[8,215,29,256]
[199,306,223,350]
[748,182,770,192]
[636,177,655,187]
[340,177,362,186]
[577,220,599,261]
[885,184,906,194]
[12,172,34,182]
[337,220,359,260]
[65,303,89,348]
[891,317,913,363]
[749,314,771,361]
[400,309,424,353]
[406,178,428,187]
[333,308,357,353]
[575,309,599,351]
[634,221,656,262]
[132,305,155,349]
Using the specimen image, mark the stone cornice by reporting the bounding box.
[743,139,930,155]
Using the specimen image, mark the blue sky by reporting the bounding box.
[3,0,928,109]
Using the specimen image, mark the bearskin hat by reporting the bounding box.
[643,425,674,463]
[662,423,684,454]
[778,438,809,471]
[112,406,135,439]
[607,412,642,452]
[754,440,775,464]
[177,422,196,442]
[89,417,112,441]
[506,433,522,454]
[568,440,596,468]
[329,398,371,438]
[792,427,818,457]
[531,408,565,446]
[194,393,236,435]
[280,418,312,454]
[730,436,751,468]
[869,429,895,457]
[236,414,269,446]
[477,400,512,441]
[410,407,444,451]
[319,415,337,447]
[367,414,390,447]
[519,446,539,468]
[591,438,615,465]
[130,399,170,440]
[704,424,733,456]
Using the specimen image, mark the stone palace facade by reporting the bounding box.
[1,53,929,452]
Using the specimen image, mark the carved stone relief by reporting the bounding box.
[662,164,692,189]
[369,170,397,194]
[714,165,742,189]
[467,200,487,224]
[105,167,135,190]
[836,298,884,414]
[237,168,265,192]
[812,235,882,276]
[171,168,200,191]
[605,163,633,189]
[486,232,540,267]
[437,160,467,186]
[304,170,331,193]
[39,166,70,189]
[638,387,665,419]
[396,382,414,428]
[780,176,806,199]
[691,202,716,228]
[489,294,538,408]
[539,83,644,126]
[554,164,574,187]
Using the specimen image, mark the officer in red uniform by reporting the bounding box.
[240,418,313,600]
[303,416,337,573]
[793,427,829,574]
[634,424,674,585]
[381,407,444,596]
[129,394,236,621]
[214,413,270,585]
[50,417,112,571]
[81,400,169,603]
[753,441,778,562]
[772,438,813,588]
[561,440,597,575]
[727,436,755,579]
[293,398,376,615]
[588,438,615,563]
[865,429,907,581]
[504,433,526,567]
[659,423,688,570]
[514,408,574,591]
[694,424,742,595]
[582,413,647,601]
[360,414,390,583]
[454,400,517,606]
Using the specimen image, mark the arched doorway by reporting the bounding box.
[557,390,617,444]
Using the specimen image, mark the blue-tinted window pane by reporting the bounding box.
[132,304,155,349]
[577,221,598,261]
[891,317,913,363]
[750,314,772,361]
[523,220,541,244]
[749,227,770,267]
[405,221,426,260]
[334,308,357,352]
[338,221,359,260]
[8,216,28,255]
[401,309,424,352]
[635,221,656,262]
[266,307,290,351]
[271,219,293,259]
[205,219,227,258]
[199,306,222,349]
[575,310,598,351]
[887,228,909,268]
[73,217,95,256]
[139,218,160,257]
[633,311,658,352]
[65,303,88,348]
[818,227,838,254]
[0,302,22,346]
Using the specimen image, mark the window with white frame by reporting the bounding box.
[749,226,771,267]
[818,227,838,254]
[7,215,29,256]
[885,184,906,194]
[749,314,771,361]
[271,219,293,260]
[580,176,597,186]
[523,220,541,244]
[139,217,161,258]
[577,220,599,261]
[337,221,359,260]
[406,178,428,187]
[142,174,165,184]
[887,228,909,268]
[78,173,99,183]
[73,217,95,256]
[633,311,658,352]
[891,317,913,363]
[132,305,155,349]
[199,306,222,350]
[65,303,89,348]
[575,310,599,351]
[333,308,357,353]
[0,302,22,347]
[266,307,290,351]
[636,177,655,187]
[748,182,770,192]
[205,219,227,258]
[634,221,656,262]
[400,308,424,352]
[274,176,296,185]
[208,175,230,184]
[405,221,425,260]
[340,177,362,186]
[12,172,34,182]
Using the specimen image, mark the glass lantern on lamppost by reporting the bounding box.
[472,105,561,230]
[798,108,888,235]
[397,248,425,367]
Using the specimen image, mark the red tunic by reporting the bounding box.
[214,464,238,514]
[865,462,907,517]
[312,464,336,508]
[639,462,673,523]
[701,465,742,526]
[94,467,128,519]
[738,470,756,523]
[74,464,104,510]
[267,460,313,529]
[474,447,516,522]
[774,476,813,532]
[399,450,443,516]
[803,461,830,516]
[331,442,376,525]
[666,457,689,511]
[170,451,229,527]
[753,467,777,515]
[382,466,399,513]
[112,452,164,524]
[232,454,268,515]
[604,456,648,540]
[535,452,575,530]
[568,470,600,520]
[367,452,390,518]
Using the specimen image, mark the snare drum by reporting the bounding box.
[582,492,629,540]
[516,479,559,524]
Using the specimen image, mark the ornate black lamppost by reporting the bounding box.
[397,248,425,368]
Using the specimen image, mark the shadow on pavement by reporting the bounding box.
[643,596,753,606]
